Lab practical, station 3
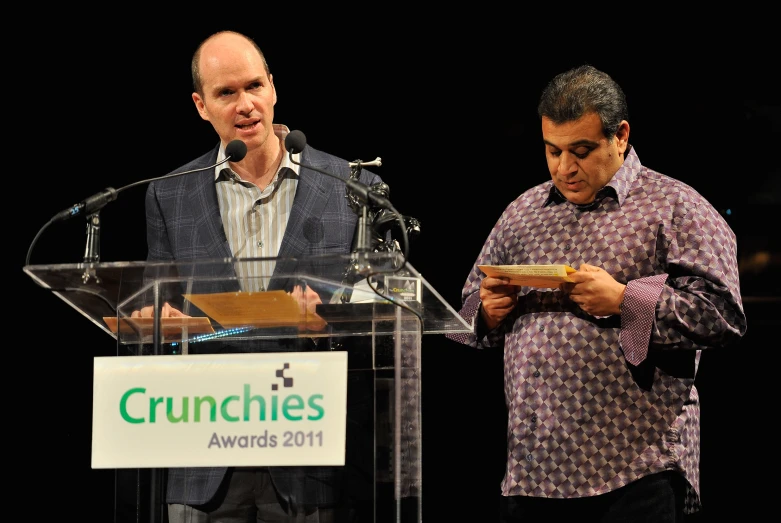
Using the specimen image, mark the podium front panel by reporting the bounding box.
[24,253,472,523]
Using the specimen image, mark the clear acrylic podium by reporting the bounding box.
[23,252,472,523]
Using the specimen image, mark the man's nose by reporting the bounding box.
[236,92,253,113]
[557,153,577,175]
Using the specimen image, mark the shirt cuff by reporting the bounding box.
[445,293,481,346]
[619,274,668,365]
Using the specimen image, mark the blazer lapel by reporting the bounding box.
[189,170,233,259]
[274,155,332,278]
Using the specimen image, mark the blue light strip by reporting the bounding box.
[170,326,255,347]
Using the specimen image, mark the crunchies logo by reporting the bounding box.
[272,363,293,390]
[118,362,324,424]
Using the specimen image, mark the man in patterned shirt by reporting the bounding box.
[447,65,746,522]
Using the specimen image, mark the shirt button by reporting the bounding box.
[539,325,545,331]
[531,414,537,423]
[533,370,541,378]
[526,454,533,462]
[564,244,571,251]
[257,241,263,247]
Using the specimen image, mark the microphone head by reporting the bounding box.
[285,130,307,154]
[225,140,247,161]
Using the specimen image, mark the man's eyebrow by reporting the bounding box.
[543,138,600,148]
[210,76,265,93]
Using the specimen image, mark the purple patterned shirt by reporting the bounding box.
[447,147,746,514]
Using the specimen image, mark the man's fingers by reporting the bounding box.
[482,276,513,290]
[168,306,188,318]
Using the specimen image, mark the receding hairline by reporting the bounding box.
[191,30,270,95]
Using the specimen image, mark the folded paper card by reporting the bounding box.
[183,290,326,330]
[478,264,576,288]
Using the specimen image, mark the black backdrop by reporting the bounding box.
[18,19,779,522]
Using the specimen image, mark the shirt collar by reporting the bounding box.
[543,145,641,208]
[608,145,641,206]
[214,123,301,181]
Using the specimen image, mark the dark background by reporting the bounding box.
[18,18,779,522]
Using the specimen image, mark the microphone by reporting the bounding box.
[51,139,248,223]
[284,130,392,210]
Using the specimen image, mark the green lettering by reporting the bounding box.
[149,396,164,423]
[194,396,217,422]
[243,384,267,421]
[119,387,146,424]
[166,397,189,423]
[282,394,304,421]
[308,394,324,420]
[221,395,239,422]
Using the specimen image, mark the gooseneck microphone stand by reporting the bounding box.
[338,159,385,300]
[82,212,103,283]
[346,158,385,253]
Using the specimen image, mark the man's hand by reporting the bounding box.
[130,302,189,318]
[289,284,326,331]
[561,263,625,317]
[479,276,519,331]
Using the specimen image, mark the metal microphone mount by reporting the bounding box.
[340,158,422,299]
[82,211,102,283]
[346,158,386,253]
[345,158,421,254]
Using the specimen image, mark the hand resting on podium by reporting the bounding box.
[129,284,326,332]
[131,301,190,319]
[288,284,324,329]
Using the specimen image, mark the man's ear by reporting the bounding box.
[192,92,209,121]
[616,120,630,153]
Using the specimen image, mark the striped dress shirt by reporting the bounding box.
[215,125,299,291]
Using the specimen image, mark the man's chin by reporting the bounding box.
[562,191,595,206]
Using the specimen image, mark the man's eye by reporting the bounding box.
[219,89,234,97]
[573,148,591,159]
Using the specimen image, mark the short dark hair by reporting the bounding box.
[191,30,270,96]
[537,64,629,140]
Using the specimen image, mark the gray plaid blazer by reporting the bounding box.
[143,140,382,507]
